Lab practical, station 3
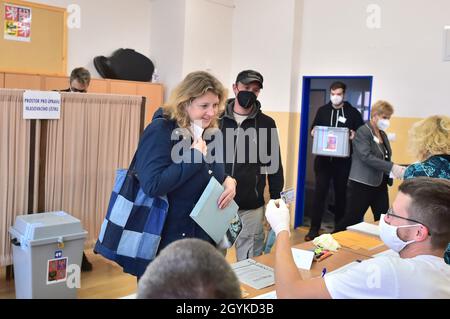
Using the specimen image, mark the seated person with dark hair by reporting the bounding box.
[137,238,241,299]
[62,67,91,93]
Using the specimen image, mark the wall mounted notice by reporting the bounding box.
[23,91,61,119]
[4,3,32,42]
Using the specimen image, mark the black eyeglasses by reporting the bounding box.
[70,87,87,93]
[386,208,431,235]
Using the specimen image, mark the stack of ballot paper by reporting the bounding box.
[333,231,384,250]
[347,222,380,237]
[190,177,239,244]
[252,290,277,299]
[231,259,275,290]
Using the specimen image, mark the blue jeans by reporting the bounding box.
[263,229,276,254]
[235,207,265,261]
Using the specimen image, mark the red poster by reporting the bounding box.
[47,257,68,285]
[4,3,32,42]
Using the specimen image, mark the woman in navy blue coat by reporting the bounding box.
[135,71,237,253]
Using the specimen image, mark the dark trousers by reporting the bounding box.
[335,179,389,232]
[310,156,351,232]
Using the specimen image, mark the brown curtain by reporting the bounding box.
[42,93,143,247]
[0,89,31,266]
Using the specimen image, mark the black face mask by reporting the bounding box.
[236,91,257,109]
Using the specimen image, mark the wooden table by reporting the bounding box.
[340,244,388,258]
[338,222,389,258]
[242,240,373,299]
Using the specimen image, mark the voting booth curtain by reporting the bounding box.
[0,89,32,266]
[0,89,144,266]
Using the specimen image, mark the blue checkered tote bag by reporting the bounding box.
[94,155,169,277]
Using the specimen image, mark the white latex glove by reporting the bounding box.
[265,199,290,236]
[391,164,406,179]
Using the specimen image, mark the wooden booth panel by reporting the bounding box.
[43,76,69,91]
[88,79,108,94]
[110,80,137,95]
[2,72,164,122]
[44,76,108,93]
[137,83,164,125]
[4,73,41,90]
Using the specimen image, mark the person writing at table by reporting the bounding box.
[265,177,450,298]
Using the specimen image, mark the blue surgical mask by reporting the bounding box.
[379,214,419,252]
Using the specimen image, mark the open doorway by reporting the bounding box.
[294,76,373,228]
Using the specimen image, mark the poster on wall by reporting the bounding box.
[4,3,32,42]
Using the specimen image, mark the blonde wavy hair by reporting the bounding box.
[162,71,226,129]
[408,115,450,161]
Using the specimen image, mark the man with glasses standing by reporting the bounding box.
[264,177,450,298]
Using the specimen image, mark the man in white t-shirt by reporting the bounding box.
[265,177,450,298]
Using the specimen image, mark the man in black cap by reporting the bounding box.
[220,70,284,261]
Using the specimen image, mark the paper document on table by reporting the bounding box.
[231,259,274,290]
[252,290,277,299]
[291,248,315,270]
[333,231,384,250]
[347,222,380,237]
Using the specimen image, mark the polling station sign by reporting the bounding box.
[23,91,61,119]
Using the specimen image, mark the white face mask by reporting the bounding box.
[379,214,419,252]
[330,95,343,106]
[377,119,390,131]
